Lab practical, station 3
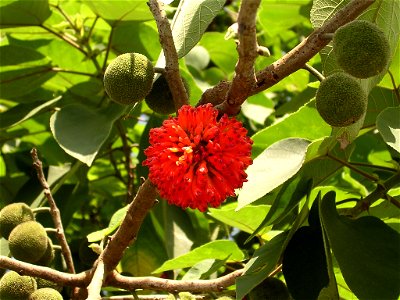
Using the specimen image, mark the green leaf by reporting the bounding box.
[320,191,400,300]
[182,258,227,280]
[208,203,270,234]
[83,0,153,25]
[153,240,244,273]
[251,100,331,157]
[171,0,225,58]
[87,206,128,242]
[50,104,126,166]
[0,96,61,129]
[0,0,51,27]
[236,232,289,300]
[237,138,310,209]
[376,106,400,153]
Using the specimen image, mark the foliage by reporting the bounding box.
[0,0,399,299]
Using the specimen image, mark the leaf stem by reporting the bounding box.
[388,70,400,103]
[50,3,80,33]
[40,25,87,55]
[302,63,325,82]
[102,27,115,72]
[326,152,379,182]
[51,67,97,77]
[349,161,397,173]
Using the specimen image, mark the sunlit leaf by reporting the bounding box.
[376,106,400,153]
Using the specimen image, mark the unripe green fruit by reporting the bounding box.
[216,297,234,300]
[333,20,390,78]
[316,72,367,127]
[104,53,154,105]
[29,287,63,300]
[248,277,290,300]
[0,202,34,239]
[8,221,48,263]
[35,277,62,292]
[36,237,55,266]
[0,271,37,300]
[145,75,190,115]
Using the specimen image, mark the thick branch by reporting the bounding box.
[0,256,88,286]
[30,148,76,274]
[148,0,189,111]
[86,179,158,299]
[107,269,243,293]
[199,0,376,113]
[217,0,261,115]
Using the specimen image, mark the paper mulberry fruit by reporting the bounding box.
[0,202,34,239]
[104,53,154,105]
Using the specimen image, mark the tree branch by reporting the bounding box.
[216,0,261,115]
[147,0,189,111]
[107,269,243,293]
[198,0,376,114]
[86,179,158,299]
[30,148,76,274]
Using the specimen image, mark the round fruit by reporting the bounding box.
[104,53,154,105]
[248,277,290,300]
[0,202,34,239]
[145,75,190,115]
[35,277,62,292]
[315,72,367,127]
[8,221,48,263]
[29,287,63,300]
[36,237,55,266]
[0,271,37,300]
[333,20,390,78]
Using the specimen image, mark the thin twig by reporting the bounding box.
[30,148,76,274]
[102,27,115,72]
[51,67,97,77]
[147,0,189,111]
[116,121,135,203]
[40,25,87,55]
[199,0,376,114]
[51,3,80,33]
[217,0,261,115]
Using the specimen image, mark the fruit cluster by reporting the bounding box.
[103,52,190,115]
[0,203,61,299]
[315,20,390,127]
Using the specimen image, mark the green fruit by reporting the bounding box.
[316,72,367,127]
[0,202,34,239]
[333,20,390,78]
[36,237,55,266]
[35,277,62,292]
[0,271,37,300]
[8,221,48,263]
[248,277,290,300]
[216,297,234,300]
[104,52,154,105]
[178,292,196,300]
[29,287,63,300]
[145,75,190,115]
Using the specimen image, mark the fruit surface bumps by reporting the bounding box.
[316,72,367,127]
[36,237,55,266]
[0,271,37,300]
[0,202,34,239]
[8,220,48,263]
[104,53,154,105]
[333,20,390,78]
[29,287,63,300]
[145,75,190,115]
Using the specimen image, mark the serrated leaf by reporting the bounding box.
[320,191,400,300]
[172,0,225,58]
[0,0,51,27]
[237,138,310,209]
[50,104,126,166]
[376,106,400,153]
[0,96,61,129]
[153,240,244,273]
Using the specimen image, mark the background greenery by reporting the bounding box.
[0,0,399,299]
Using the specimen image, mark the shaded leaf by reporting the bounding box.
[50,104,126,166]
[320,191,400,300]
[182,258,226,280]
[153,240,244,273]
[0,0,51,27]
[237,138,310,209]
[376,106,400,153]
[0,96,61,129]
